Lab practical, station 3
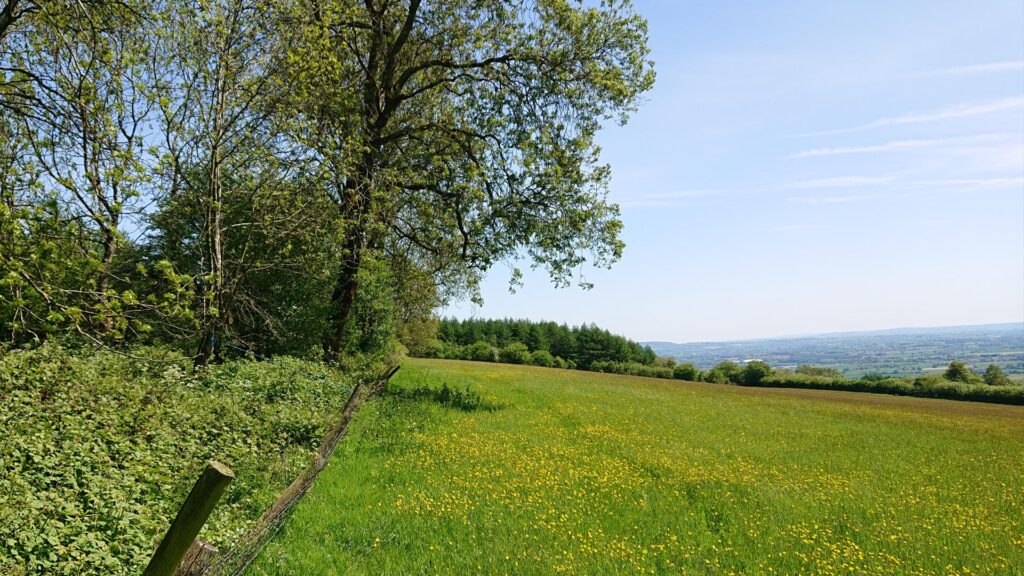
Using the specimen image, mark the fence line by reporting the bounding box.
[196,365,399,576]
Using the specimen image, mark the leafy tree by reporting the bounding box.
[704,361,742,384]
[652,356,676,368]
[529,349,555,368]
[279,0,655,359]
[673,362,700,381]
[983,364,1011,387]
[795,365,843,379]
[944,361,974,383]
[150,0,342,363]
[467,341,498,363]
[500,342,532,365]
[741,361,774,385]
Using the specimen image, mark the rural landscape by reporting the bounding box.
[2,0,1023,575]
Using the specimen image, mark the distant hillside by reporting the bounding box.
[645,323,1024,378]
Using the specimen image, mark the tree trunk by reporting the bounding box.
[98,223,117,334]
[0,0,20,43]
[195,51,228,368]
[323,230,362,362]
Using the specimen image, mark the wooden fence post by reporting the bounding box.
[143,461,235,576]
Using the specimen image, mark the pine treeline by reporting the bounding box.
[426,317,659,370]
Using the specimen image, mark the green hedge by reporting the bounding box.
[0,344,363,575]
[748,374,1024,405]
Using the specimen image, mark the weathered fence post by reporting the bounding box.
[143,461,235,576]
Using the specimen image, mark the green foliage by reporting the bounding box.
[704,360,742,384]
[433,317,656,369]
[672,362,700,381]
[741,360,774,385]
[795,364,845,379]
[944,361,976,383]
[0,343,363,575]
[467,341,500,363]
[591,360,674,379]
[529,349,556,368]
[340,254,399,363]
[752,373,1024,405]
[983,364,1012,386]
[499,342,532,365]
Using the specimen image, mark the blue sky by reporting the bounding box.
[444,0,1024,343]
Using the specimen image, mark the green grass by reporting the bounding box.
[250,359,1024,576]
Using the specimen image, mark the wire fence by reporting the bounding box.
[170,365,399,576]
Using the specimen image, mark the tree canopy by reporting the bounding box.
[0,0,655,362]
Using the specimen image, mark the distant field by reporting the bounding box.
[250,359,1024,575]
[646,322,1024,378]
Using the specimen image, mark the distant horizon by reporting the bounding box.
[639,319,1024,345]
[438,313,1024,346]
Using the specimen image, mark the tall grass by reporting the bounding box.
[251,359,1024,575]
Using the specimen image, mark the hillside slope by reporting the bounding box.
[251,358,1024,575]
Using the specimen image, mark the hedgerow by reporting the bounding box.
[748,373,1024,405]
[0,343,364,575]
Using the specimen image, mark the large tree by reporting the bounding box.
[152,0,338,364]
[280,0,655,361]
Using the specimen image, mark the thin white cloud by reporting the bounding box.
[797,98,1024,137]
[786,133,1014,159]
[787,195,868,206]
[910,177,1024,190]
[926,60,1024,77]
[787,176,889,189]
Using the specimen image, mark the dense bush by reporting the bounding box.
[530,350,556,367]
[741,360,774,385]
[795,365,844,379]
[751,373,1024,405]
[0,344,365,575]
[466,341,500,363]
[591,360,674,380]
[499,342,532,365]
[984,364,1012,386]
[703,361,742,384]
[672,362,700,381]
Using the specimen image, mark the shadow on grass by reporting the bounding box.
[387,383,504,412]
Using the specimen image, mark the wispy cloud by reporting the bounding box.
[925,60,1024,77]
[787,195,869,206]
[787,176,889,189]
[910,177,1024,190]
[786,133,1014,159]
[797,98,1024,137]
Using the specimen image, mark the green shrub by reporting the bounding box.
[466,341,499,363]
[499,342,531,365]
[0,344,364,575]
[943,361,979,384]
[984,364,1012,386]
[703,361,742,384]
[672,362,700,381]
[795,365,844,379]
[750,372,1024,405]
[741,360,774,385]
[529,349,555,367]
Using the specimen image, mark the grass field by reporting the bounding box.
[249,359,1024,575]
